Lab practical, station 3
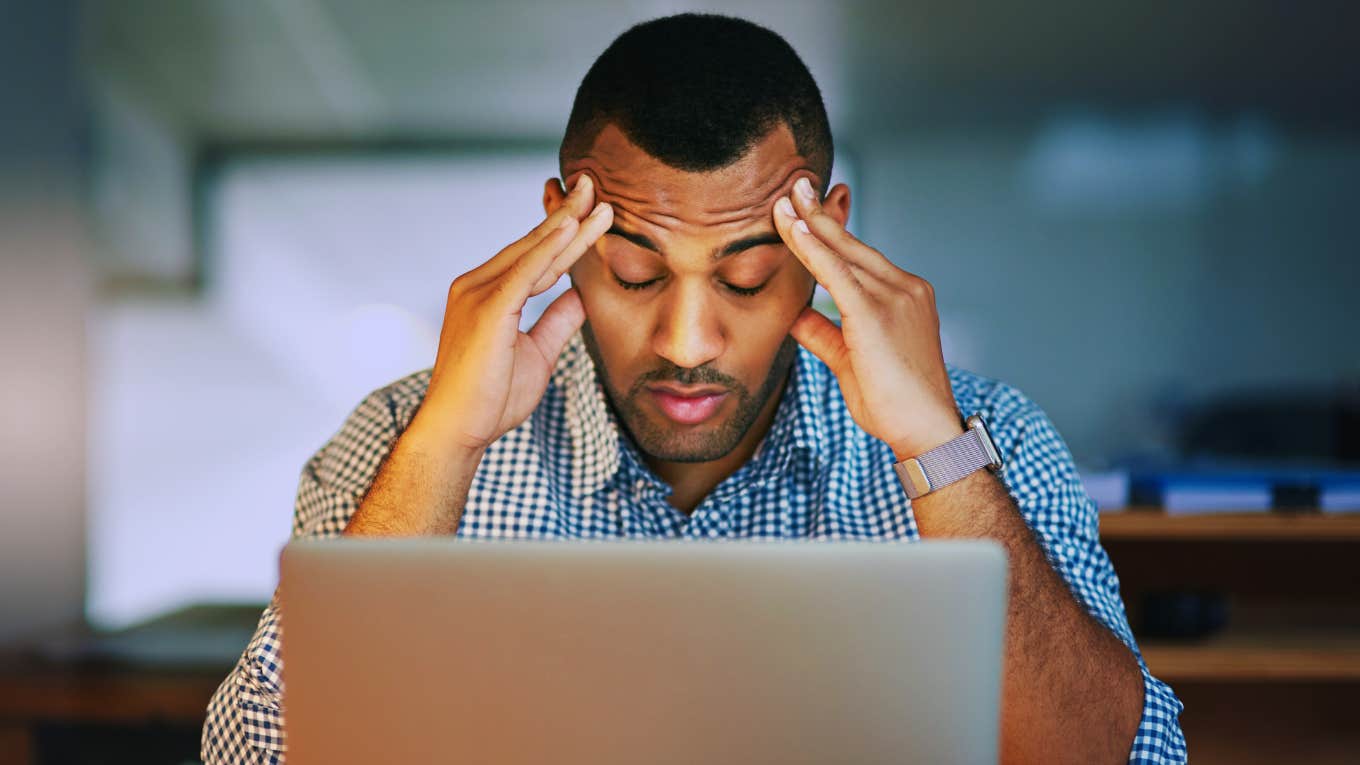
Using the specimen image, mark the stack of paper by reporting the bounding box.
[1078,467,1130,512]
[1321,479,1360,513]
[1121,461,1360,515]
[1160,479,1272,515]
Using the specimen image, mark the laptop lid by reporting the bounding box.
[280,538,1006,764]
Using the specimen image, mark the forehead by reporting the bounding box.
[563,123,818,230]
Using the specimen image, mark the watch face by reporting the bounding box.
[968,414,1003,471]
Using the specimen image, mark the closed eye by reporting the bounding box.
[613,275,661,291]
[612,273,767,297]
[724,282,767,297]
[614,272,772,296]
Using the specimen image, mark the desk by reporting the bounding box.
[7,528,1360,765]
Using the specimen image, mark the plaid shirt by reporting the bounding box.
[203,330,1186,763]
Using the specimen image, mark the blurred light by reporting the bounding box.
[1021,110,1278,217]
[89,149,560,627]
[338,302,438,406]
[1023,111,1212,215]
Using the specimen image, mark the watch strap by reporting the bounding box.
[893,416,1001,499]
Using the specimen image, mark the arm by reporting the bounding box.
[910,394,1185,764]
[342,419,484,537]
[770,177,1184,763]
[346,175,608,538]
[202,177,612,764]
[201,384,408,765]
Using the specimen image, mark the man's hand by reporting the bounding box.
[775,179,1149,763]
[773,177,962,461]
[346,176,612,536]
[412,175,614,457]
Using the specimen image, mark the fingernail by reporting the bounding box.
[574,175,592,194]
[794,219,810,235]
[775,197,796,219]
[589,201,610,219]
[795,177,816,202]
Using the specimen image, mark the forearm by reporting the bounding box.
[344,416,485,537]
[912,470,1144,765]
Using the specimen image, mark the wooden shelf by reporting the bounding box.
[1099,508,1360,541]
[1141,626,1360,682]
[1102,505,1360,761]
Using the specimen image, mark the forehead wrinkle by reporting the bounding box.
[568,153,821,232]
[687,152,821,225]
[605,198,685,239]
[566,157,664,203]
[697,165,815,226]
[594,180,665,211]
[569,167,688,230]
[605,202,794,265]
[603,164,816,233]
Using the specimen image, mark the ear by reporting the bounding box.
[822,182,851,228]
[542,177,568,217]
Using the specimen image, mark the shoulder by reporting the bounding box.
[945,364,1057,460]
[307,369,433,488]
[354,368,433,430]
[795,346,1059,458]
[946,365,1086,515]
[946,363,1034,423]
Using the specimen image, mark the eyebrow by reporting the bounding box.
[606,225,784,261]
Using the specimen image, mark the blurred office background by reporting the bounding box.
[1,1,1357,763]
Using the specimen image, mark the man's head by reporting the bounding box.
[544,13,850,465]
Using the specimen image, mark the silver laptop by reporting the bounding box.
[280,538,1007,764]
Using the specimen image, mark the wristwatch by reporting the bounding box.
[892,414,1004,500]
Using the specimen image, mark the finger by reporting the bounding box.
[495,213,583,307]
[528,201,613,297]
[789,179,902,285]
[475,175,596,283]
[789,305,850,376]
[526,286,585,363]
[773,196,867,310]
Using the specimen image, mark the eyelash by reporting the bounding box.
[724,282,766,297]
[613,275,766,297]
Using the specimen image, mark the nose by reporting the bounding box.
[651,278,725,371]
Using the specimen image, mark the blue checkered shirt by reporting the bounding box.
[203,330,1186,763]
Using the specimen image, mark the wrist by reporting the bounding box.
[889,415,965,463]
[401,410,488,473]
[347,418,485,538]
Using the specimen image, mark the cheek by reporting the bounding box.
[726,277,812,381]
[569,253,648,378]
[763,266,817,327]
[570,250,627,319]
[785,258,817,301]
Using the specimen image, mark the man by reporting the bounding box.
[204,13,1185,765]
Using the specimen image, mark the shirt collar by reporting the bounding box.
[551,331,830,499]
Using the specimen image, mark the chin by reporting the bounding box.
[626,412,743,464]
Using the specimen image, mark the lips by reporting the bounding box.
[646,385,730,425]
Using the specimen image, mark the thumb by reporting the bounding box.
[789,306,848,375]
[527,287,586,361]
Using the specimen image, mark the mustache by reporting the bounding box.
[629,363,741,394]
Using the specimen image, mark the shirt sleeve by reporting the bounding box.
[987,385,1188,764]
[201,382,413,764]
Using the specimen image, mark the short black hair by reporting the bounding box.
[559,13,833,189]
